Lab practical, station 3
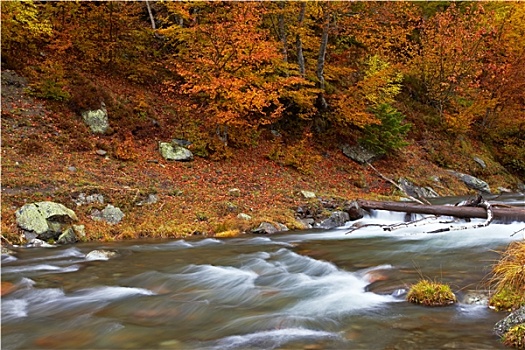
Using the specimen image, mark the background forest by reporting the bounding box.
[1,1,524,239]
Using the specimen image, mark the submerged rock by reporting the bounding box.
[461,291,489,306]
[85,249,119,261]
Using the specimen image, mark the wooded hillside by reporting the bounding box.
[2,1,524,176]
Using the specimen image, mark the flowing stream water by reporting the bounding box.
[2,194,524,350]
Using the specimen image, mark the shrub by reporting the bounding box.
[29,79,70,101]
[268,133,322,175]
[407,279,457,306]
[360,103,411,155]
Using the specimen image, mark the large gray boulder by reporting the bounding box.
[319,211,350,229]
[494,306,525,337]
[449,171,491,193]
[399,178,439,198]
[159,142,193,161]
[343,200,365,221]
[342,144,381,164]
[81,103,109,134]
[16,202,78,241]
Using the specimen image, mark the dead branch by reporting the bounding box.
[366,162,431,205]
[510,226,525,238]
[425,195,493,233]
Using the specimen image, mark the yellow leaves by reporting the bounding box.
[359,55,403,107]
[1,1,52,51]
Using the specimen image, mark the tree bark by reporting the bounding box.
[317,7,330,91]
[316,5,330,110]
[356,199,525,222]
[145,0,156,30]
[278,1,288,64]
[296,2,306,77]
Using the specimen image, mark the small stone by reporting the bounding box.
[68,166,77,172]
[137,194,158,206]
[91,204,124,225]
[26,239,55,248]
[229,188,241,197]
[96,149,107,156]
[237,213,252,220]
[252,222,288,235]
[473,156,486,169]
[300,190,316,199]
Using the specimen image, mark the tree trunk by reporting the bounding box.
[356,199,525,222]
[145,0,156,30]
[317,7,330,91]
[296,2,306,77]
[278,1,288,64]
[316,6,330,110]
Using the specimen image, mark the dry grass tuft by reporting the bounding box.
[489,241,525,311]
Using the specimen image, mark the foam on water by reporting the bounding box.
[1,254,17,263]
[23,247,86,262]
[1,285,155,322]
[207,328,344,350]
[278,210,523,249]
[1,299,28,320]
[1,264,80,274]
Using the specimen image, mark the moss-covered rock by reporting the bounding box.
[15,201,78,241]
[406,279,457,306]
[502,323,525,349]
[159,142,193,161]
[81,105,109,134]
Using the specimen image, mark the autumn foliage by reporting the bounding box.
[1,1,524,176]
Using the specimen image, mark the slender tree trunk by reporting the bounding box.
[145,0,156,30]
[316,6,330,110]
[278,1,288,64]
[296,2,306,77]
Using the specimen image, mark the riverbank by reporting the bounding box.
[1,68,523,244]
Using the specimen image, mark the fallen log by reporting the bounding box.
[357,199,525,222]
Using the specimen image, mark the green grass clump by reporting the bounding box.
[489,241,525,311]
[406,279,457,306]
[502,324,525,349]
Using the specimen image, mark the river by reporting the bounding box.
[2,194,524,349]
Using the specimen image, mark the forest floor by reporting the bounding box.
[1,68,519,244]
